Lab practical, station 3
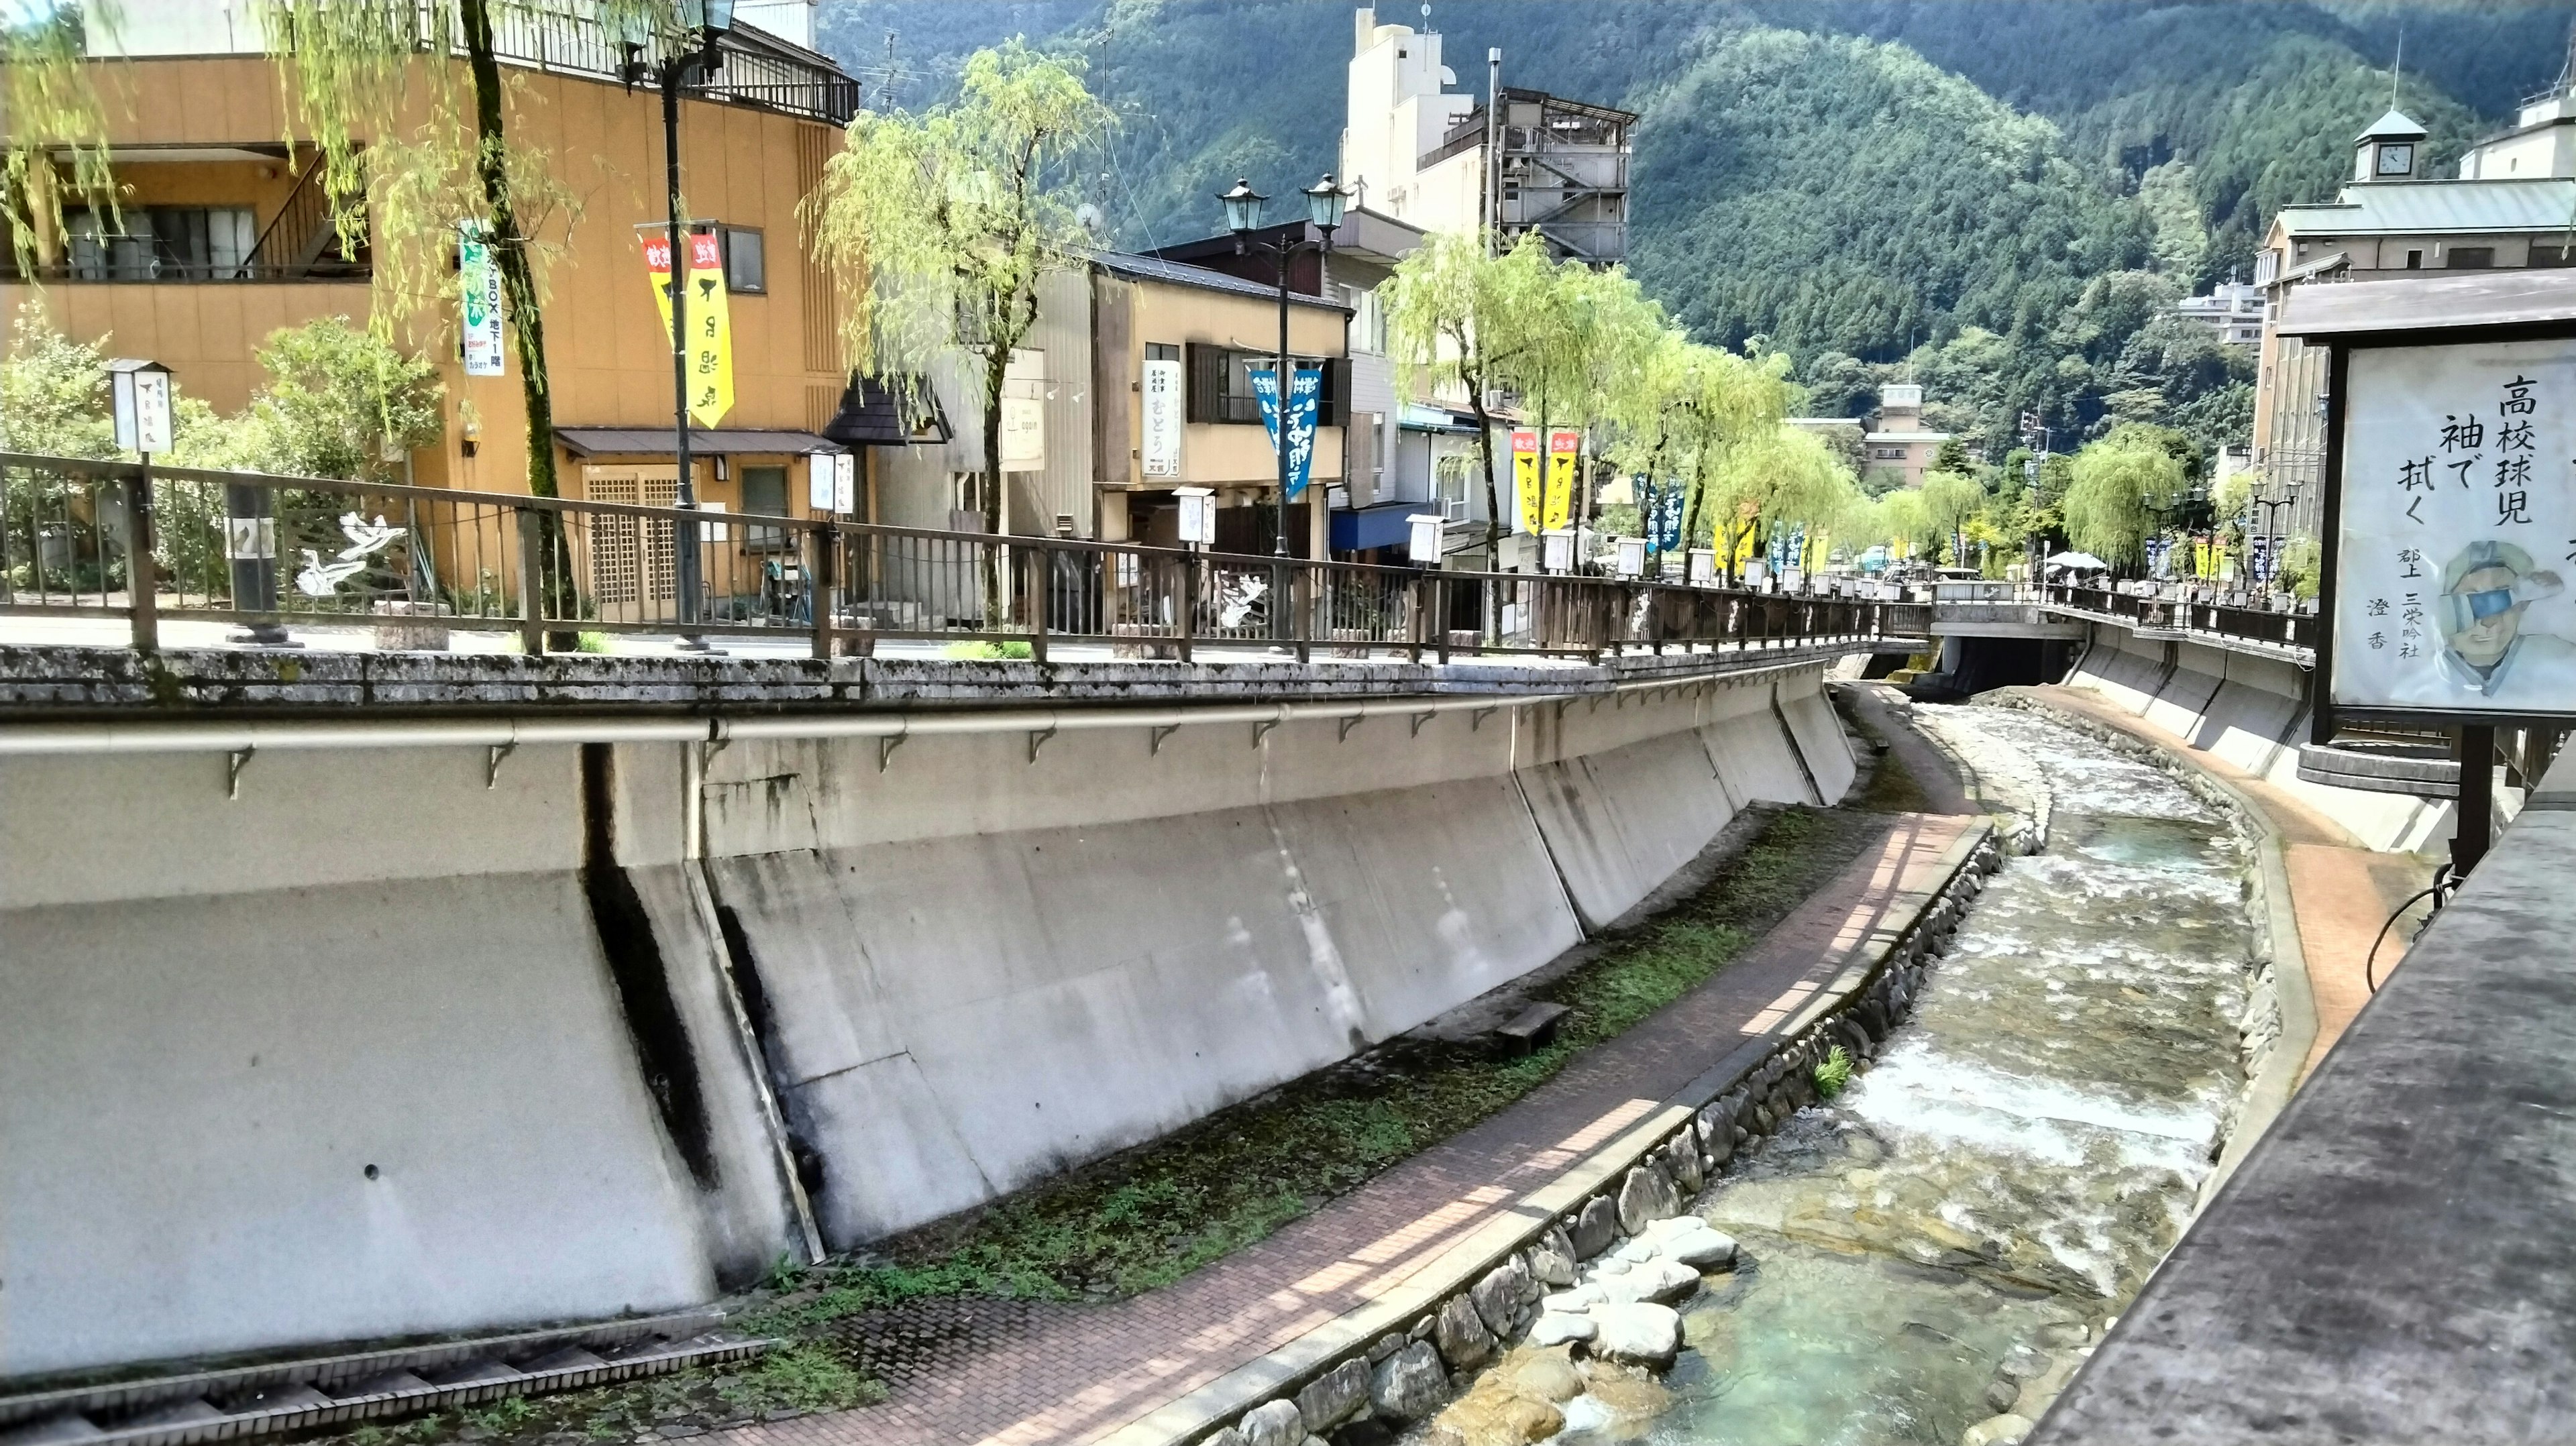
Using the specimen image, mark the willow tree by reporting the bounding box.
[1670,345,1797,552]
[1919,469,1988,566]
[1503,260,1663,553]
[1698,425,1858,585]
[250,0,625,499]
[806,42,1109,551]
[2062,426,2186,565]
[1383,229,1558,560]
[1,2,119,283]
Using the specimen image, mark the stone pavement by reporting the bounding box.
[733,810,1978,1446]
[2029,685,2435,1075]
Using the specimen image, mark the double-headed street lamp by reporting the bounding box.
[621,0,735,649]
[2245,484,2302,592]
[1218,174,1348,560]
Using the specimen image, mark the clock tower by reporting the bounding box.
[2355,109,2428,182]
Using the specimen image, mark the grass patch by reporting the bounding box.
[943,640,1034,660]
[1814,1044,1854,1098]
[574,631,613,654]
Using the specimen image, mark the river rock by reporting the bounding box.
[1430,1380,1563,1446]
[1612,1235,1656,1264]
[1616,1163,1682,1234]
[1597,1257,1698,1304]
[1203,1431,1247,1446]
[1984,1376,2022,1413]
[1433,1292,1497,1370]
[2037,1321,2088,1349]
[1498,1348,1584,1403]
[1960,1414,2034,1446]
[1663,1133,1704,1193]
[1581,1369,1674,1420]
[1591,1302,1681,1364]
[1470,1257,1530,1337]
[1295,1359,1370,1430]
[1527,1238,1575,1288]
[1526,1313,1595,1347]
[1570,1196,1619,1259]
[1366,1332,1407,1364]
[1238,1400,1305,1446]
[1540,1285,1601,1312]
[1369,1341,1449,1421]
[1662,1225,1739,1270]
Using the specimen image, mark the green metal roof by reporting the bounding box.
[2276,179,2576,238]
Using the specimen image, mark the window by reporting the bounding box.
[739,465,790,551]
[2536,244,2576,268]
[1872,447,1907,460]
[64,206,255,280]
[2450,247,2496,270]
[722,227,765,293]
[1185,343,1349,427]
[2406,249,2423,270]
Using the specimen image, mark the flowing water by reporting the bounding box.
[1584,703,2267,1446]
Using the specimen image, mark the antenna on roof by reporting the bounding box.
[2390,25,2404,112]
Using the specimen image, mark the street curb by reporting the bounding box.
[1100,816,2002,1446]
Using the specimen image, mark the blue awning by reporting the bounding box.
[1331,501,1423,553]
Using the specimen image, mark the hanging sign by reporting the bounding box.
[460,223,504,377]
[1512,429,1542,533]
[1248,366,1322,500]
[2334,337,2576,714]
[1654,477,1684,553]
[1544,429,1578,531]
[644,230,735,427]
[1141,357,1183,477]
[810,453,857,515]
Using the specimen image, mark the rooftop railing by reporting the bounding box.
[1,452,1929,664]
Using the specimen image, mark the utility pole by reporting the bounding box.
[1486,48,1501,254]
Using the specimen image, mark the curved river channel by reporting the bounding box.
[1513,701,2271,1446]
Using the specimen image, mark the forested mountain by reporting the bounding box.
[812,0,2575,456]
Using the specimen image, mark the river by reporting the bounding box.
[1554,700,2270,1446]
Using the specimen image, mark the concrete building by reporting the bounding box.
[13,0,863,538]
[2175,279,2268,345]
[1337,7,1633,265]
[1852,385,1953,491]
[861,251,1351,561]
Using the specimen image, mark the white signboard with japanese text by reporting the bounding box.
[2336,337,2576,714]
[1142,357,1183,477]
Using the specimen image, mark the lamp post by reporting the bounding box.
[622,0,735,651]
[1219,175,1348,561]
[2247,485,2300,596]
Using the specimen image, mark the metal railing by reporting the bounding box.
[2043,583,2318,653]
[1,453,1930,663]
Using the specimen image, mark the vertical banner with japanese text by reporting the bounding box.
[1544,429,1578,531]
[1247,367,1321,499]
[1141,357,1183,476]
[2335,337,2576,714]
[1512,429,1541,533]
[643,231,735,427]
[460,223,504,377]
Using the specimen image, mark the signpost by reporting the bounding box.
[107,359,172,650]
[460,224,504,378]
[2281,270,2576,874]
[1142,356,1183,477]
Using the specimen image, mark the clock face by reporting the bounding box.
[2378,143,2414,176]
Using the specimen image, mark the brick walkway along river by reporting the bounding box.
[735,809,1981,1446]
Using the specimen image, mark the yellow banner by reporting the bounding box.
[1513,430,1541,533]
[1544,429,1578,531]
[645,229,735,428]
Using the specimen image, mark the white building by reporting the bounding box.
[2176,280,2267,345]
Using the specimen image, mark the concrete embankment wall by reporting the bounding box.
[2063,627,2447,852]
[0,665,1849,1378]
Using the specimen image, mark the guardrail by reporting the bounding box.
[0,453,1930,662]
[2045,584,2318,653]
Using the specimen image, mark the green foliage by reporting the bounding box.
[2063,424,2189,563]
[235,317,445,481]
[0,301,116,458]
[1813,1045,1854,1099]
[1,0,119,279]
[718,1343,884,1414]
[944,639,1036,659]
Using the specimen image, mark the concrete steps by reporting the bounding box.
[0,1314,769,1446]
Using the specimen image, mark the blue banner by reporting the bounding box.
[1249,366,1323,501]
[1655,478,1684,552]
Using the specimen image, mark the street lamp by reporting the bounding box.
[2247,483,2301,595]
[622,0,736,651]
[1219,174,1348,561]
